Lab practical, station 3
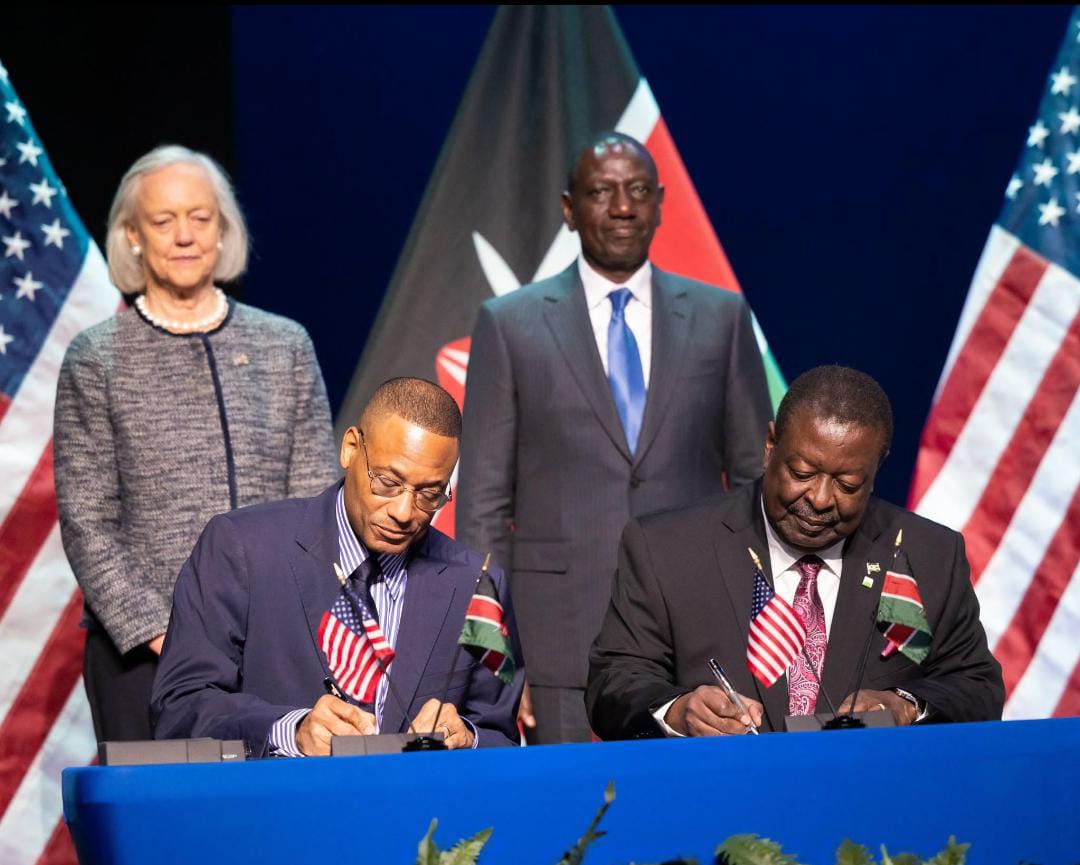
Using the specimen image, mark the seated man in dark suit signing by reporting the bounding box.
[152,378,524,756]
[586,365,1003,738]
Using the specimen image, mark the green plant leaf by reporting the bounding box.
[716,833,804,865]
[880,846,921,865]
[836,839,874,865]
[440,827,493,865]
[555,781,617,865]
[417,819,441,865]
[926,836,970,865]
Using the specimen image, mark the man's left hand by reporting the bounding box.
[838,688,918,726]
[410,698,475,749]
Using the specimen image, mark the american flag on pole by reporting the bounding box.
[318,584,395,706]
[909,9,1080,720]
[0,61,120,863]
[746,556,807,688]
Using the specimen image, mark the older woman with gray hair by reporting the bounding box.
[54,145,339,742]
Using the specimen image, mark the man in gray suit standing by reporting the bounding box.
[456,131,773,743]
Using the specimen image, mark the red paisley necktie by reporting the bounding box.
[788,555,827,715]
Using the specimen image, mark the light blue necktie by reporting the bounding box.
[607,288,646,454]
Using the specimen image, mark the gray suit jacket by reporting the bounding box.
[586,481,1004,739]
[456,263,773,688]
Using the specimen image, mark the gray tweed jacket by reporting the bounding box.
[54,300,339,654]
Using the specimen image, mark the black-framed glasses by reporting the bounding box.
[358,429,452,513]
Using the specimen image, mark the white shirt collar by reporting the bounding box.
[577,255,653,311]
[759,495,845,580]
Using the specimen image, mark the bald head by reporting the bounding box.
[566,131,658,195]
[359,377,462,439]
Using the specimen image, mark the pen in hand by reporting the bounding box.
[707,658,759,735]
[324,676,349,703]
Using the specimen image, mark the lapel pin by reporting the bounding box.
[863,563,879,589]
[747,547,764,572]
[233,353,249,366]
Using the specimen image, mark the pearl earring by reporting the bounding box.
[216,240,224,251]
[131,245,141,256]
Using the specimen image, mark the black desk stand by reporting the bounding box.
[785,709,894,732]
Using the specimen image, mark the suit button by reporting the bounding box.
[629,475,642,489]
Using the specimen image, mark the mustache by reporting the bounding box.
[788,503,839,525]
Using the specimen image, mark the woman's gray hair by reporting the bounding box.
[105,145,249,294]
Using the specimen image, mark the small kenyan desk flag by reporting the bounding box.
[877,530,934,663]
[459,554,516,684]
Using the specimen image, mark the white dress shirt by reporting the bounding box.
[578,256,653,386]
[762,499,845,636]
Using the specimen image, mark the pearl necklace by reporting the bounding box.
[136,287,228,334]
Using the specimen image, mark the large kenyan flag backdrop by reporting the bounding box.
[335,6,785,535]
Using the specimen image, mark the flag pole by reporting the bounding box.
[428,552,491,739]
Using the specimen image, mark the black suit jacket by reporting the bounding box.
[586,481,1004,738]
[151,484,524,756]
[457,262,773,688]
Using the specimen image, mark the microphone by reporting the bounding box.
[820,605,879,730]
[424,644,463,748]
[798,644,843,719]
[421,551,495,749]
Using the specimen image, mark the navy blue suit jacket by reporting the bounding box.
[151,483,524,756]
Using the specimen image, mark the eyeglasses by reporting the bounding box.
[358,429,452,513]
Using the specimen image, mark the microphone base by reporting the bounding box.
[330,731,446,756]
[821,714,866,730]
[400,734,448,752]
[784,709,894,732]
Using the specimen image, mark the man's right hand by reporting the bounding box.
[664,685,764,736]
[517,682,536,734]
[296,695,377,756]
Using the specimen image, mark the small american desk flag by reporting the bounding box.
[746,549,807,688]
[319,570,395,705]
[909,9,1080,718]
[0,61,119,863]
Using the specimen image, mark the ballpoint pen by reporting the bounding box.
[708,658,759,735]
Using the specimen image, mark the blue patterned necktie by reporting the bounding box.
[607,287,646,454]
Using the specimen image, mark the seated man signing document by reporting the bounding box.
[152,378,523,756]
[586,365,1003,738]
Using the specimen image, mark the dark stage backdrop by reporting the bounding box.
[1,6,1072,505]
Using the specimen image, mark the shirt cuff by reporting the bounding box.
[893,688,931,722]
[462,717,480,749]
[652,697,687,737]
[268,708,310,757]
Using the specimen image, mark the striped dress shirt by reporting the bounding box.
[269,489,477,754]
[268,489,408,755]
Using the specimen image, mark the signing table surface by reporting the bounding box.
[63,718,1080,864]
